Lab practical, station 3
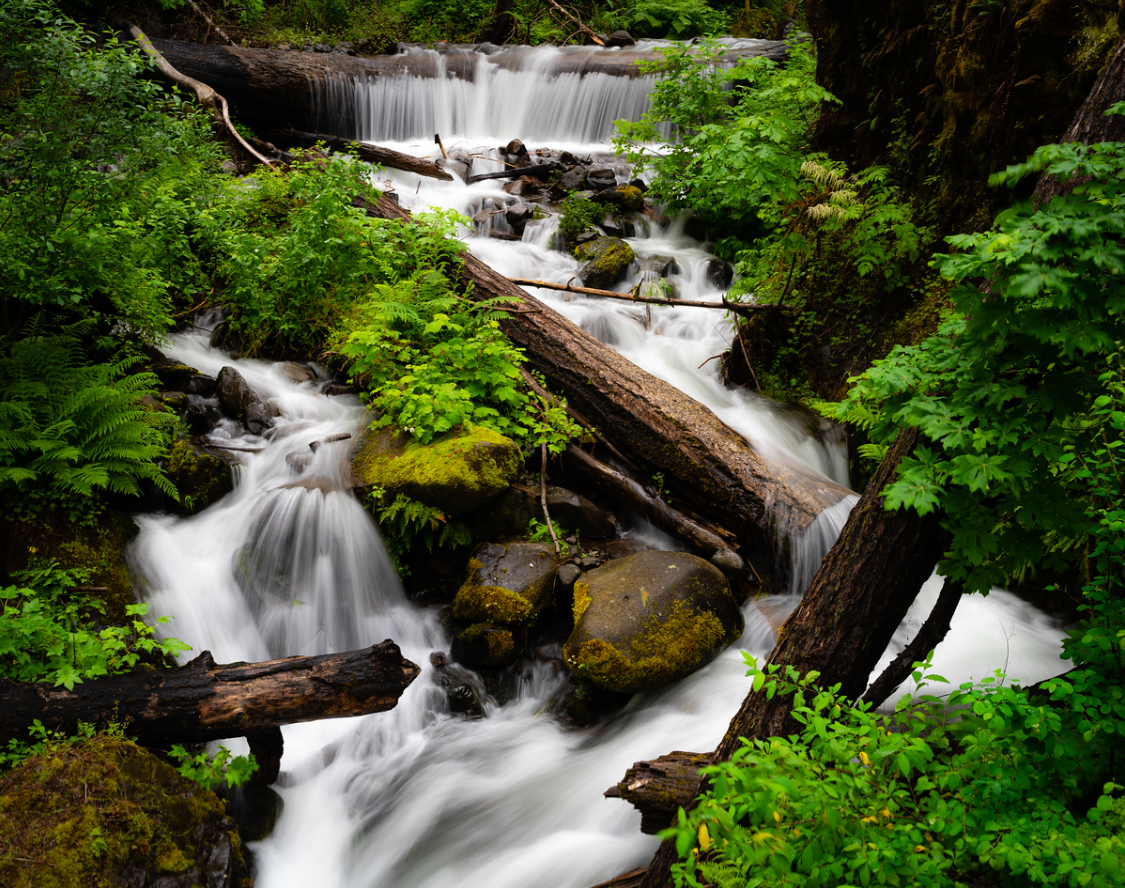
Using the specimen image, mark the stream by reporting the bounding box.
[129,41,1069,888]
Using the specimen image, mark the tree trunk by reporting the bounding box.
[637,428,947,888]
[357,194,852,563]
[604,751,713,835]
[0,641,420,750]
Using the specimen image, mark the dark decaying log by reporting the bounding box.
[264,127,453,180]
[357,194,852,560]
[636,429,948,888]
[468,163,558,182]
[604,752,713,835]
[0,641,420,752]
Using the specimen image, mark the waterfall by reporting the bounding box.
[130,43,1070,888]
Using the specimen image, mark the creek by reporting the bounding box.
[129,41,1069,888]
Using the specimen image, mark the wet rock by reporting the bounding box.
[539,486,615,539]
[604,29,636,47]
[564,551,744,693]
[574,236,635,290]
[219,783,284,842]
[557,563,582,593]
[156,391,188,412]
[215,365,272,435]
[552,165,588,196]
[469,484,538,539]
[321,382,353,396]
[285,451,314,473]
[351,424,521,515]
[629,177,647,193]
[452,542,558,625]
[710,546,746,579]
[164,439,233,512]
[505,202,534,233]
[280,361,315,384]
[640,254,680,277]
[504,138,528,157]
[704,257,734,290]
[150,358,203,392]
[451,622,524,668]
[586,167,618,190]
[636,274,677,301]
[432,660,486,717]
[181,394,220,434]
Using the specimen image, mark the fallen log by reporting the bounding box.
[467,163,558,182]
[604,751,712,835]
[635,429,949,887]
[0,641,420,754]
[357,193,852,562]
[264,127,453,180]
[588,867,648,888]
[510,277,764,318]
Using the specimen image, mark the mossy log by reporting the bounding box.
[604,751,713,835]
[635,429,948,887]
[263,127,453,179]
[0,641,420,782]
[357,194,851,561]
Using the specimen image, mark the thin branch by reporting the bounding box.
[183,0,235,46]
[544,0,605,45]
[509,276,765,318]
[540,442,561,556]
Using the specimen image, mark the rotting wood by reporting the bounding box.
[123,20,273,168]
[636,429,948,887]
[604,751,713,835]
[0,641,420,785]
[355,193,852,562]
[510,277,764,318]
[468,163,557,182]
[265,127,453,180]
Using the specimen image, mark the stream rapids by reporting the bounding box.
[129,40,1069,888]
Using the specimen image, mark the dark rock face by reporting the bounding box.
[704,257,734,290]
[163,440,234,513]
[505,201,534,234]
[215,365,272,435]
[553,166,588,195]
[586,167,618,190]
[573,236,635,290]
[563,551,744,694]
[539,486,615,539]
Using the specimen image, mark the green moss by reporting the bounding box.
[573,581,592,623]
[0,735,249,888]
[615,185,645,213]
[352,424,521,515]
[456,622,517,663]
[572,237,636,273]
[568,600,726,694]
[452,583,533,624]
[164,439,233,513]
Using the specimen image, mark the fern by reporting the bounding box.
[0,327,178,505]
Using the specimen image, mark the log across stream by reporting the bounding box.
[128,40,1071,888]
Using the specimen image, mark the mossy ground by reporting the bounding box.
[0,734,249,888]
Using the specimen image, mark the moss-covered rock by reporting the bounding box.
[452,542,558,624]
[164,439,234,514]
[0,735,251,888]
[564,551,743,694]
[450,622,522,668]
[351,423,521,516]
[614,185,645,213]
[573,236,635,290]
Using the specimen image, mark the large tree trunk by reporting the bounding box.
[635,428,946,888]
[0,641,420,751]
[357,194,851,562]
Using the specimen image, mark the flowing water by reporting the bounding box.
[129,43,1070,888]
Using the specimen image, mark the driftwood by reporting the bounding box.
[124,21,273,168]
[468,163,558,182]
[604,751,712,835]
[636,429,948,887]
[264,127,453,180]
[0,641,420,785]
[356,193,851,562]
[510,276,763,318]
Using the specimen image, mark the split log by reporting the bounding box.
[510,277,765,318]
[604,751,712,835]
[357,193,852,562]
[636,429,948,888]
[467,163,558,182]
[264,127,453,180]
[0,641,420,751]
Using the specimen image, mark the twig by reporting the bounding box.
[540,442,561,556]
[509,277,764,318]
[434,133,449,159]
[544,0,605,45]
[737,325,761,390]
[183,0,235,46]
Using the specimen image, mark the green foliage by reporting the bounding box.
[829,131,1125,592]
[404,0,495,42]
[667,654,1125,888]
[558,194,606,240]
[527,516,570,557]
[0,326,179,508]
[0,0,220,341]
[167,744,259,791]
[600,0,730,39]
[0,562,191,692]
[369,489,472,571]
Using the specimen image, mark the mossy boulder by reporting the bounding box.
[351,424,521,516]
[0,735,251,888]
[573,236,635,290]
[452,542,558,625]
[450,622,523,668]
[614,185,645,213]
[164,439,234,514]
[563,551,743,694]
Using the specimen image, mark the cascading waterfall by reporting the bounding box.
[130,43,1070,888]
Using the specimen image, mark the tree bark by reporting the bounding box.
[263,128,453,180]
[604,751,713,835]
[637,428,947,888]
[0,641,420,750]
[357,194,852,563]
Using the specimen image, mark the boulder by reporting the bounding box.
[164,439,233,513]
[215,365,272,435]
[0,736,250,888]
[604,29,636,48]
[552,165,588,197]
[538,486,615,539]
[563,551,744,694]
[504,138,528,158]
[351,424,521,515]
[451,622,524,668]
[505,201,534,233]
[640,254,680,277]
[574,236,635,290]
[452,542,558,625]
[704,257,734,290]
[586,167,618,190]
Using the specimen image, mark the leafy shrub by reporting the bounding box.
[167,744,258,790]
[557,194,606,240]
[601,0,730,39]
